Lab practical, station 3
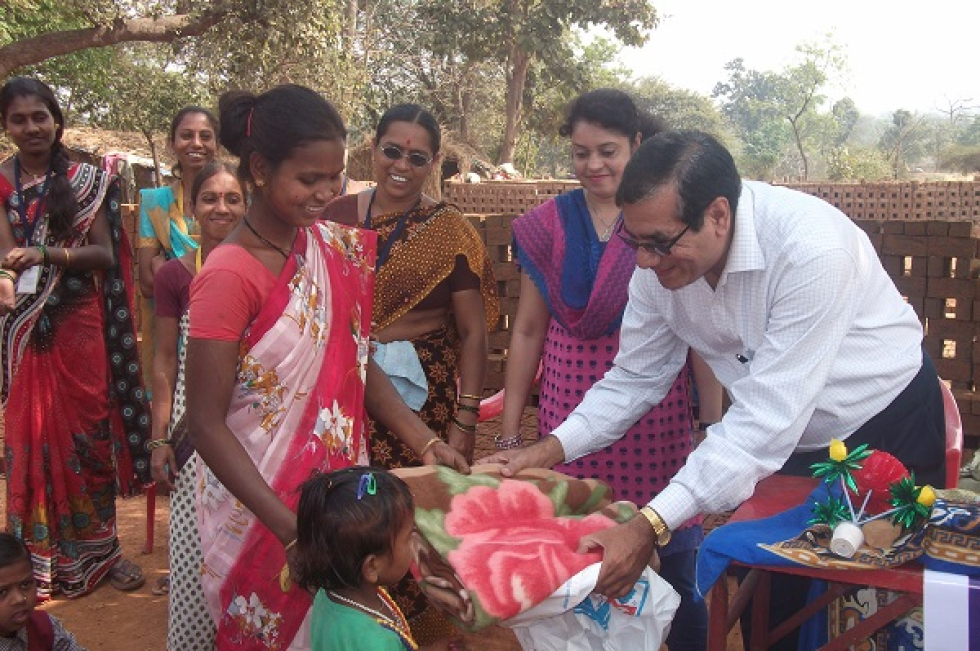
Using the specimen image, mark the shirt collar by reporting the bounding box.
[717,182,765,284]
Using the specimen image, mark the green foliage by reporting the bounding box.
[825,146,892,181]
[938,144,980,173]
[630,76,727,134]
[878,109,927,179]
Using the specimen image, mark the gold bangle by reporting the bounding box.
[456,403,480,415]
[144,438,171,452]
[638,506,672,547]
[63,248,70,268]
[419,437,442,457]
[457,393,482,403]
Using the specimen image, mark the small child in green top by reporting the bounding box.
[294,467,463,651]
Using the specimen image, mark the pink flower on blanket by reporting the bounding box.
[444,479,616,620]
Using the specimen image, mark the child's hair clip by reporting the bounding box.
[357,473,377,500]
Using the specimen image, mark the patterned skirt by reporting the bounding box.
[167,454,216,650]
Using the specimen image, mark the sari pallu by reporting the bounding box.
[0,163,151,599]
[196,223,376,651]
[138,185,198,388]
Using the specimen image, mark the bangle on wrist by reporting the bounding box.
[419,437,442,457]
[63,248,71,268]
[493,433,523,450]
[638,506,672,547]
[0,270,15,282]
[451,417,477,434]
[37,245,49,265]
[145,438,171,452]
[456,403,480,415]
[457,393,482,403]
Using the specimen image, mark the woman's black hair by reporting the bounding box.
[190,160,240,206]
[375,104,441,155]
[617,130,742,230]
[293,467,414,592]
[218,84,347,184]
[558,88,666,143]
[0,77,78,239]
[167,106,220,179]
[0,533,31,571]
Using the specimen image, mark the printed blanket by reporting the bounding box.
[393,464,637,631]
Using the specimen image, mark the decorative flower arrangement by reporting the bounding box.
[809,439,935,557]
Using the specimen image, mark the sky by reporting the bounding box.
[615,0,980,118]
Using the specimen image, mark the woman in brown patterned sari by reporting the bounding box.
[323,103,497,644]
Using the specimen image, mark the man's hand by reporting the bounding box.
[578,515,657,599]
[475,436,565,476]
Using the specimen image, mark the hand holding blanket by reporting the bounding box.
[393,464,639,631]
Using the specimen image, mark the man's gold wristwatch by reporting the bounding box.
[639,506,672,547]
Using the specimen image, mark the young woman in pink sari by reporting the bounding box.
[185,84,467,651]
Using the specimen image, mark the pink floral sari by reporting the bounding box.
[196,223,376,650]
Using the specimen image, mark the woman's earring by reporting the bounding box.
[255,178,266,188]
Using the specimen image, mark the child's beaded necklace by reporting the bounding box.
[328,587,418,650]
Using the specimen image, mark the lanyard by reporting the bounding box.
[365,191,421,268]
[195,245,203,273]
[13,156,52,246]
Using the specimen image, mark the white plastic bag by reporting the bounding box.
[506,563,680,650]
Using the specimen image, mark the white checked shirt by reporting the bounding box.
[554,181,924,529]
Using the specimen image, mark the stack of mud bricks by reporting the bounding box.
[467,213,522,395]
[443,180,580,215]
[785,181,980,221]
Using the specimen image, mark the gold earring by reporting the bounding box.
[255,178,265,188]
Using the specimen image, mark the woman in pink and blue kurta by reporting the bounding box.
[499,89,722,651]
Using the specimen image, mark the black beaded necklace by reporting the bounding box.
[243,217,291,259]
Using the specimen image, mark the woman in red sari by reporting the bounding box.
[0,77,150,599]
[186,85,467,650]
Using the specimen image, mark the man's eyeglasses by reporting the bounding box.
[379,143,433,168]
[615,220,690,257]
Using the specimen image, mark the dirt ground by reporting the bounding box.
[2,408,743,650]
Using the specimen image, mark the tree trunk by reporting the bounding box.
[457,63,475,144]
[788,118,809,181]
[0,7,230,79]
[142,129,163,189]
[498,47,531,165]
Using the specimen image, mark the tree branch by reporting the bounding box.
[0,6,233,79]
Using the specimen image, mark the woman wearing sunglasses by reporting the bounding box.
[495,89,723,651]
[323,103,497,645]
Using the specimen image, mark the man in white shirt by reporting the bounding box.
[482,130,945,649]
